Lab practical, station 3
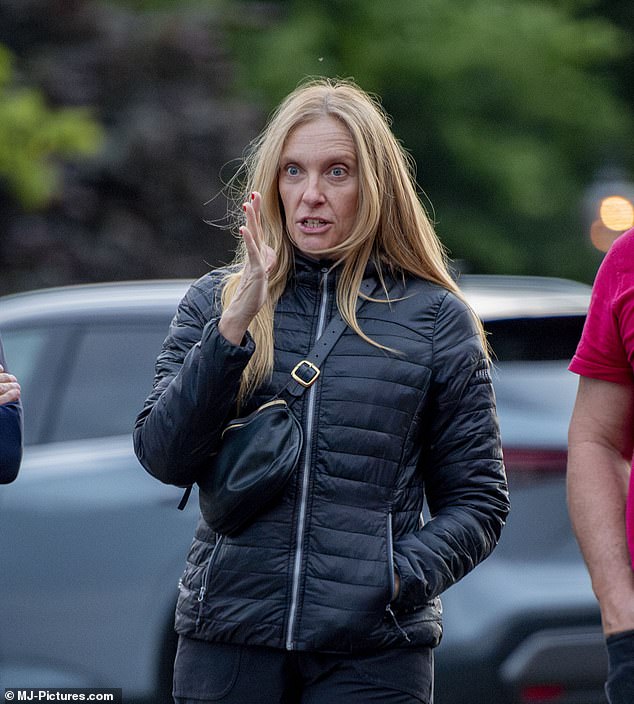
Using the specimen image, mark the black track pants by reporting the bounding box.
[173,635,434,704]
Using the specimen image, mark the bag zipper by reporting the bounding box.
[285,267,330,650]
[221,399,288,438]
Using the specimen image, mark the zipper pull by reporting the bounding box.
[196,585,207,628]
[386,604,411,643]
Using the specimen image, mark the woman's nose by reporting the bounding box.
[302,175,325,205]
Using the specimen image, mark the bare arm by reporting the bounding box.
[567,375,634,635]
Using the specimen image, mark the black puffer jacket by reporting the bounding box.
[134,255,509,653]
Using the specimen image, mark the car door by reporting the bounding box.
[0,314,198,697]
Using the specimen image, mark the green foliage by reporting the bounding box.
[227,0,634,279]
[107,0,218,9]
[0,44,103,209]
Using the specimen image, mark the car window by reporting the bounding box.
[1,327,56,445]
[48,323,168,443]
[485,316,585,362]
[1,327,49,387]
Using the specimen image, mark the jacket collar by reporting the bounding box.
[290,249,381,287]
[290,249,340,288]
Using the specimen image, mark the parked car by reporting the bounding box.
[435,275,605,704]
[0,275,601,703]
[0,280,196,702]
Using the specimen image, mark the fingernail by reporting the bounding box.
[242,204,247,211]
[250,192,255,200]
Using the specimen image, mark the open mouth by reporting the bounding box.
[300,218,329,229]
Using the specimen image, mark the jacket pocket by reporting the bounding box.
[386,511,397,601]
[195,535,224,629]
[385,511,411,643]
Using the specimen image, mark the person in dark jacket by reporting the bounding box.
[134,78,509,704]
[0,333,23,484]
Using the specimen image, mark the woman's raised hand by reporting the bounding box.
[218,192,277,345]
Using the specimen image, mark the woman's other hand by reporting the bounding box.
[393,567,401,600]
[219,192,277,345]
[0,365,20,406]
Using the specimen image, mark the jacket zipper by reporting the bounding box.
[385,511,411,643]
[285,267,330,650]
[386,511,397,600]
[196,535,224,628]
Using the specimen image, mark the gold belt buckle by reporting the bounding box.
[291,360,321,388]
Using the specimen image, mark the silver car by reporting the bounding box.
[0,275,603,703]
[436,276,605,704]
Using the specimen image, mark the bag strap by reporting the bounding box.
[278,315,348,402]
[278,278,375,403]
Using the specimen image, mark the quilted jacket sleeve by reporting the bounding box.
[0,336,22,484]
[133,275,255,487]
[392,291,510,609]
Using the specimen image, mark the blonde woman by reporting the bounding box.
[134,78,509,704]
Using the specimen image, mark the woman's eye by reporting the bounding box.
[286,165,299,176]
[331,167,345,177]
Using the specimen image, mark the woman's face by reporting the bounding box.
[278,115,359,258]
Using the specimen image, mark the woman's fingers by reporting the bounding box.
[241,192,268,273]
[262,243,277,276]
[240,225,262,275]
[218,192,275,344]
[249,191,262,224]
[244,193,261,243]
[0,374,20,405]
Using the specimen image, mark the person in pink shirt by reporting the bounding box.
[568,226,634,704]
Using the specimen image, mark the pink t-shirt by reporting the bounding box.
[569,227,634,564]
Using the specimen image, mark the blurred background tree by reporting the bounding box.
[0,0,631,294]
[0,44,102,210]
[0,0,261,294]
[228,0,634,281]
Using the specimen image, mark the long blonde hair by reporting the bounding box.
[222,77,482,400]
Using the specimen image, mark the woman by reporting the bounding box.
[0,333,22,483]
[134,78,509,704]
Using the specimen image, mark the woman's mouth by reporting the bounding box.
[298,218,330,232]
